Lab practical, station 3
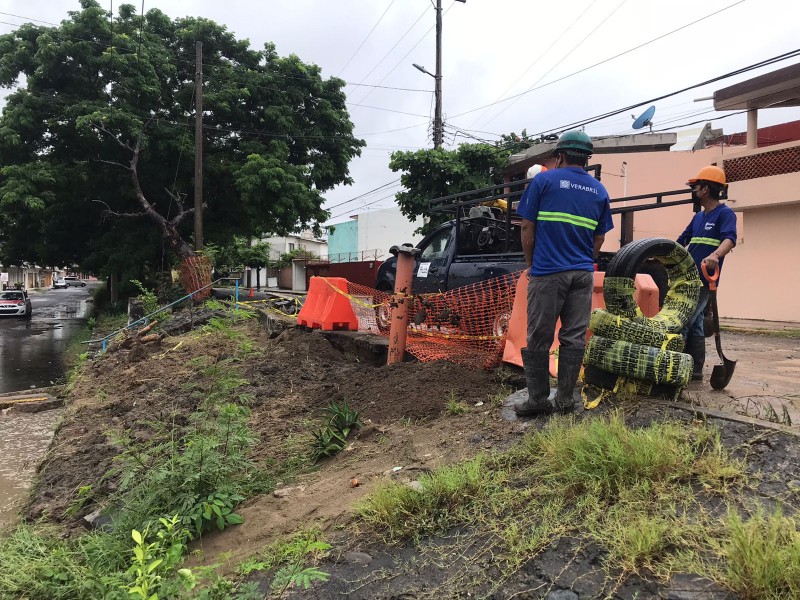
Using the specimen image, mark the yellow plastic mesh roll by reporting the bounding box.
[584,334,693,387]
[589,309,685,352]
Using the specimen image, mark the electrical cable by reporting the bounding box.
[324,179,401,210]
[338,0,397,77]
[327,189,401,221]
[467,0,598,129]
[348,4,430,105]
[448,0,749,121]
[350,1,456,109]
[480,0,629,129]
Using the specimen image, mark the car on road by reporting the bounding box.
[64,276,86,287]
[0,289,32,318]
[52,277,68,289]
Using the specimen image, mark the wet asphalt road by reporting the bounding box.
[0,284,97,394]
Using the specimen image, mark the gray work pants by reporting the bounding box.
[527,270,594,353]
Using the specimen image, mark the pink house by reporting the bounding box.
[504,64,800,324]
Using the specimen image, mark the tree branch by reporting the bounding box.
[91,199,147,219]
[97,159,133,171]
[92,123,135,153]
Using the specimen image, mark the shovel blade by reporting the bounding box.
[710,359,737,390]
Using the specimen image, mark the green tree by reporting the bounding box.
[388,143,510,234]
[0,1,364,277]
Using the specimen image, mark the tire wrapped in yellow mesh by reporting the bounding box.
[583,365,678,398]
[584,334,693,387]
[603,242,702,333]
[589,309,685,352]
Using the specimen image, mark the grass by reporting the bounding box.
[445,391,468,416]
[717,506,800,599]
[721,325,800,339]
[236,528,330,596]
[0,306,305,599]
[354,411,799,597]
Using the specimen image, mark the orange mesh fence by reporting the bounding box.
[179,254,213,300]
[343,272,521,369]
[723,146,800,182]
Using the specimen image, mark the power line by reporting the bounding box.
[337,0,397,77]
[327,189,401,221]
[535,48,800,136]
[350,1,456,111]
[448,0,748,122]
[348,4,430,105]
[324,179,401,211]
[467,0,598,129]
[480,0,628,129]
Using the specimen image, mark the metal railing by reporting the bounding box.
[83,277,242,352]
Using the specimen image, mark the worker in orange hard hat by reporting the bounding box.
[677,165,737,381]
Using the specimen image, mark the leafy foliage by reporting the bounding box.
[204,238,272,276]
[388,143,511,235]
[0,1,364,275]
[310,400,361,462]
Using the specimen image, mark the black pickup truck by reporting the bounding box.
[374,206,526,294]
[375,171,692,298]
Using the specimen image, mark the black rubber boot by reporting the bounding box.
[686,335,705,381]
[554,347,584,414]
[514,349,554,417]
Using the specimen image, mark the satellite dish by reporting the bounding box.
[632,105,656,131]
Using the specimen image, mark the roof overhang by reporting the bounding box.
[714,62,800,110]
[507,132,677,167]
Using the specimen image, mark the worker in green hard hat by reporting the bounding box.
[514,130,613,417]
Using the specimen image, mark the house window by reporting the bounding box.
[288,243,295,251]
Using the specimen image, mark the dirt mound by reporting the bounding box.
[26,322,508,528]
[258,328,501,423]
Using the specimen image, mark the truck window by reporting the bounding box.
[420,229,450,260]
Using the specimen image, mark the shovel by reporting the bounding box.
[701,263,737,389]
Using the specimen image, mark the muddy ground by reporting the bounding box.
[24,314,800,599]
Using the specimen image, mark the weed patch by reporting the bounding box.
[310,400,361,462]
[357,411,758,594]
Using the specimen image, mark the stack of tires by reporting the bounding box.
[584,238,702,397]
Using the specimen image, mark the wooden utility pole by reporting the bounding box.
[194,41,204,251]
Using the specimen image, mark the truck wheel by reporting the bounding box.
[374,284,393,333]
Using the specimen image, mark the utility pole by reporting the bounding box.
[194,41,204,252]
[433,0,443,149]
[414,0,464,149]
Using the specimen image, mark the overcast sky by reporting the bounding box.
[2,0,799,227]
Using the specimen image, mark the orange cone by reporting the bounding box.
[248,287,254,298]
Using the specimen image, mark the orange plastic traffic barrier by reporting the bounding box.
[296,277,359,331]
[502,271,660,374]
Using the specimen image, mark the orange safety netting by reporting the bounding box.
[179,254,213,300]
[344,272,521,369]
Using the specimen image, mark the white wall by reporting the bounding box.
[355,206,424,261]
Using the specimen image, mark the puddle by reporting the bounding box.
[0,408,62,528]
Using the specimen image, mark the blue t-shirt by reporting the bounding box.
[676,203,737,286]
[517,166,614,276]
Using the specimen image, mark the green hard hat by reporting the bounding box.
[554,130,593,155]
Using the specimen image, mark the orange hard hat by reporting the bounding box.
[687,165,726,187]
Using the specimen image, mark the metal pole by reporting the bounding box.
[235,279,239,311]
[433,0,443,149]
[194,41,204,251]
